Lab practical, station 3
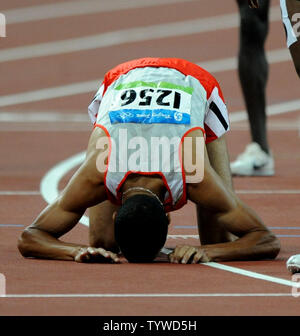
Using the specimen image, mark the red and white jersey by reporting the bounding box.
[88,58,230,211]
[89,57,230,144]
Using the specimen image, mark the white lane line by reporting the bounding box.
[0,48,292,108]
[169,234,300,238]
[0,7,281,64]
[0,293,295,298]
[205,262,300,288]
[236,190,300,194]
[174,226,300,230]
[202,48,291,73]
[0,224,24,227]
[0,191,40,195]
[168,235,199,239]
[0,80,100,108]
[232,125,300,131]
[0,112,90,122]
[229,98,300,123]
[0,124,91,132]
[4,0,198,24]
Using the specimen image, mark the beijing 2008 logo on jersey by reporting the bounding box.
[174,112,183,122]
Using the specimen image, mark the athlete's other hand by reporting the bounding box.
[248,0,259,8]
[169,245,211,264]
[74,247,120,263]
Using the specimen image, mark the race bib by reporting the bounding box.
[108,81,193,124]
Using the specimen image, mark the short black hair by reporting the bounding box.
[114,194,169,263]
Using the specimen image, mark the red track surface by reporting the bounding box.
[0,0,300,316]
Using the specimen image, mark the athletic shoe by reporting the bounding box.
[230,142,274,176]
[287,254,300,274]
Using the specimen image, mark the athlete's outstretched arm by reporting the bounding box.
[18,155,119,263]
[197,134,237,244]
[170,148,280,264]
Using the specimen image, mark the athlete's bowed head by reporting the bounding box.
[114,194,169,263]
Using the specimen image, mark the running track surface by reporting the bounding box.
[0,0,300,316]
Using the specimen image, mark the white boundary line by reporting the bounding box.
[0,293,295,298]
[205,262,300,288]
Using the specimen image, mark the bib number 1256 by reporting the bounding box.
[120,88,182,109]
[110,83,192,113]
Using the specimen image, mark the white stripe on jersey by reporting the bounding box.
[205,86,230,137]
[88,84,104,124]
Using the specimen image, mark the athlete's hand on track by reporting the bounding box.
[248,0,259,8]
[169,245,211,264]
[74,247,120,263]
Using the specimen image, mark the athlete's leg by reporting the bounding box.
[236,0,270,153]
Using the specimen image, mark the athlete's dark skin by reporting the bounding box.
[18,127,280,264]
